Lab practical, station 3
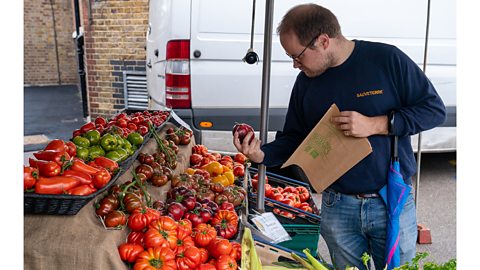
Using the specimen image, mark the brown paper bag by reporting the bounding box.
[281,103,372,192]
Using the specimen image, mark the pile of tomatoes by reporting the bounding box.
[189,145,247,186]
[252,174,314,220]
[73,110,170,138]
[118,214,241,270]
[165,126,193,145]
[24,139,117,196]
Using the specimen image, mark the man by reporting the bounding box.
[233,3,446,270]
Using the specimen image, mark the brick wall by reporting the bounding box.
[81,0,149,118]
[24,0,78,85]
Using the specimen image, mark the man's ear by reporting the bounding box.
[317,34,329,49]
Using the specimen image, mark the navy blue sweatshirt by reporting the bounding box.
[261,40,446,194]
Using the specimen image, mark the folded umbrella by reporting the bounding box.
[379,136,412,270]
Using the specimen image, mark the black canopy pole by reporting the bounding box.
[256,0,274,212]
[73,0,89,120]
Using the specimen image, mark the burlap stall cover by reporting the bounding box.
[24,123,194,270]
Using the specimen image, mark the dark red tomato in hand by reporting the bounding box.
[232,123,254,144]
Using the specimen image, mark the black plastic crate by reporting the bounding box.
[247,167,321,225]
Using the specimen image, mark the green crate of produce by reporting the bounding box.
[278,223,321,255]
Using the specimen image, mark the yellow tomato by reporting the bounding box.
[224,171,235,185]
[204,161,223,176]
[212,174,230,186]
[222,165,232,174]
[185,167,195,175]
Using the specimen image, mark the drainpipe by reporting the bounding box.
[73,0,90,121]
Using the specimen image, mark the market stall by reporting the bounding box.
[24,110,329,270]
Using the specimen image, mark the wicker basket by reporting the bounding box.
[24,171,121,215]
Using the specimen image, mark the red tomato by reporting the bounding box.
[116,118,128,128]
[127,122,138,131]
[190,153,203,166]
[233,153,247,164]
[232,123,254,144]
[138,125,149,136]
[104,210,127,228]
[208,238,233,259]
[216,254,238,270]
[296,186,311,202]
[94,116,107,127]
[118,243,144,263]
[232,165,245,177]
[127,231,145,247]
[24,166,39,191]
[251,173,268,190]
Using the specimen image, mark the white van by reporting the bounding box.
[146,0,456,153]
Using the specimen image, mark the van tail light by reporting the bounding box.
[165,40,191,108]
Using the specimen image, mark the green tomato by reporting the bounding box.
[127,132,144,146]
[100,134,118,151]
[105,150,122,162]
[88,145,105,160]
[85,129,101,145]
[73,136,90,148]
[76,147,89,160]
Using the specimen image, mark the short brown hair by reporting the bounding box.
[277,4,341,46]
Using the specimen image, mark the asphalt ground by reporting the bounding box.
[24,85,86,152]
[23,85,457,267]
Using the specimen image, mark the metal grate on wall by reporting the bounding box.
[123,71,148,110]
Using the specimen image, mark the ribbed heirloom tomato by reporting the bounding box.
[176,246,201,270]
[118,243,144,263]
[194,223,217,247]
[133,247,176,270]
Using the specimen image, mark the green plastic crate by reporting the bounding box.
[278,223,321,255]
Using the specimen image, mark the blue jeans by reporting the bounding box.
[320,189,417,270]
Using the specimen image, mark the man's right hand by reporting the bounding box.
[233,131,265,163]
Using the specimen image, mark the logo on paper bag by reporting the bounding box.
[303,132,331,159]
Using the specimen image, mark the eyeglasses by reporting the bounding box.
[286,35,318,62]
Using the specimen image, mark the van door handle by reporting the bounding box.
[147,60,152,68]
[154,49,159,57]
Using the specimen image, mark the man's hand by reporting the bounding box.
[331,111,388,137]
[233,131,265,163]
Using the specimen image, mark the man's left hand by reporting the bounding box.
[331,111,388,137]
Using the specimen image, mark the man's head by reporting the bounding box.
[277,4,342,77]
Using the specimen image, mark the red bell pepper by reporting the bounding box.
[29,158,61,177]
[44,139,66,152]
[70,159,101,175]
[80,122,96,133]
[65,141,77,157]
[33,150,70,166]
[66,184,97,196]
[93,156,119,173]
[62,169,93,185]
[34,176,81,194]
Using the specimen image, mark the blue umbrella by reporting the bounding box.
[379,136,412,270]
